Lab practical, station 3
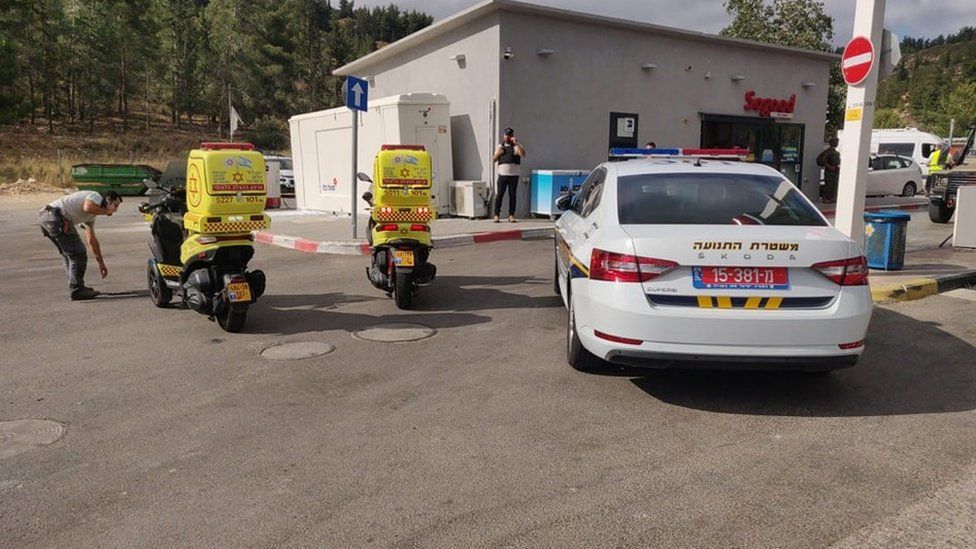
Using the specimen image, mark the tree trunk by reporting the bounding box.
[29,74,36,125]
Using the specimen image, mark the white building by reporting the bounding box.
[321,0,837,215]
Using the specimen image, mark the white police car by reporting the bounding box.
[554,149,873,372]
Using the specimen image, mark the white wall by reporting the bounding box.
[498,11,832,213]
[359,14,501,186]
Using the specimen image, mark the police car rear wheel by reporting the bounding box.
[553,240,561,296]
[567,286,599,372]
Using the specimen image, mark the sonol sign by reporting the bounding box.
[743,90,796,119]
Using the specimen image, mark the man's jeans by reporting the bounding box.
[38,208,88,293]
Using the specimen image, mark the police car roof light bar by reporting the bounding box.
[200,142,255,150]
[608,147,749,160]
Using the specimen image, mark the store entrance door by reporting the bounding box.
[701,115,805,185]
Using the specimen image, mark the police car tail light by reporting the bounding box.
[590,249,677,283]
[378,223,399,232]
[409,224,430,232]
[811,256,869,286]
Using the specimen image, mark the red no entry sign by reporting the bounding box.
[842,36,875,86]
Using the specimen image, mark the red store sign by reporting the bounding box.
[743,90,796,119]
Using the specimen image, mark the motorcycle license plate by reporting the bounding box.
[394,250,415,267]
[226,282,252,302]
[692,266,789,290]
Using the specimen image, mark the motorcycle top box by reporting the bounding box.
[183,142,271,234]
[371,145,435,233]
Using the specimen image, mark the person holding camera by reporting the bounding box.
[38,190,122,300]
[492,127,526,223]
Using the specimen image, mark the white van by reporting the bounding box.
[839,128,945,176]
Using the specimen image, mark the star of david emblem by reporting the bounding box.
[400,168,410,177]
[232,172,244,183]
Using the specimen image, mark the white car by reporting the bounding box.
[555,155,873,372]
[867,154,923,197]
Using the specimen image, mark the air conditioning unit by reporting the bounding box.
[449,180,488,218]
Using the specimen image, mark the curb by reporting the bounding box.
[871,270,976,304]
[821,202,928,217]
[253,226,554,255]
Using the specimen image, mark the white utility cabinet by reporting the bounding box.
[953,186,976,248]
[289,93,454,215]
[450,181,488,218]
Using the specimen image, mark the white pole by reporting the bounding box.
[351,109,358,239]
[835,0,886,242]
[228,84,233,141]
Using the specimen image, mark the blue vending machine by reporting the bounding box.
[531,170,590,219]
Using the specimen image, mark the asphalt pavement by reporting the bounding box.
[1,199,975,547]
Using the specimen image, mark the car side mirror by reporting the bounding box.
[356,172,373,183]
[555,194,573,211]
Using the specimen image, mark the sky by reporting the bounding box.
[354,0,975,48]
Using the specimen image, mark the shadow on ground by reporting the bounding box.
[590,308,976,417]
[413,275,563,312]
[246,292,492,336]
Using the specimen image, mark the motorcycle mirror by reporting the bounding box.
[144,179,159,189]
[555,194,573,211]
[356,172,373,183]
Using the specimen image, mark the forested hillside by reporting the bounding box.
[0,0,432,135]
[876,27,976,134]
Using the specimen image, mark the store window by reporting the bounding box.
[700,115,805,185]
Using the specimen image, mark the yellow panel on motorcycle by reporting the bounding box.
[184,142,270,234]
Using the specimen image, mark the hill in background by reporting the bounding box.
[876,27,976,135]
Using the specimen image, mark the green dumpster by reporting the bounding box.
[70,164,162,196]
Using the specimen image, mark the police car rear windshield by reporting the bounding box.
[617,173,826,226]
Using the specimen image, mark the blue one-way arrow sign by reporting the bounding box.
[345,76,368,112]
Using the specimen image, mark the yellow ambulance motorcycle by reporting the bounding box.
[138,142,270,332]
[358,145,437,309]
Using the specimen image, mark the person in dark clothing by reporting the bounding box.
[821,137,841,203]
[37,190,122,300]
[492,127,526,223]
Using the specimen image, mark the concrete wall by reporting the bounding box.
[498,12,831,214]
[362,14,501,186]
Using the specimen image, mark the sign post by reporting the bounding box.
[834,1,885,243]
[345,75,368,238]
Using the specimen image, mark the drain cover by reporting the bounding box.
[260,341,335,360]
[353,323,437,343]
[0,420,65,460]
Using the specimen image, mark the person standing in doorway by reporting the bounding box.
[493,127,526,223]
[38,190,122,300]
[820,137,841,203]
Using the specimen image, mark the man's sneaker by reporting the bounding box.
[70,287,101,301]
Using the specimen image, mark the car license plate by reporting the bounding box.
[692,267,789,290]
[394,250,414,267]
[226,282,252,302]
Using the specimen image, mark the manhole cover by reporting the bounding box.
[260,341,335,360]
[0,420,65,460]
[353,323,437,343]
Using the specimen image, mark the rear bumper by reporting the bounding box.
[574,280,872,369]
[605,349,858,371]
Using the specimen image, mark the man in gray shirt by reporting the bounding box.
[38,190,122,300]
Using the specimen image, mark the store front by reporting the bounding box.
[700,90,806,185]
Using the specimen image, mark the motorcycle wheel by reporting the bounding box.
[394,271,415,310]
[147,263,172,308]
[216,305,247,333]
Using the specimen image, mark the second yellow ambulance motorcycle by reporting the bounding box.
[358,145,437,309]
[139,142,270,332]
